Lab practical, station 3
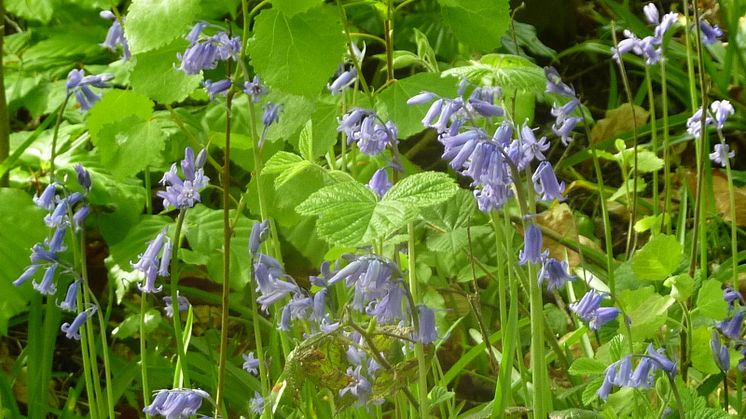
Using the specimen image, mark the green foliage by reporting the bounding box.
[695,279,728,320]
[0,189,48,335]
[296,172,458,246]
[437,0,510,52]
[618,286,674,340]
[422,189,490,254]
[111,309,162,339]
[442,54,546,93]
[631,234,682,281]
[250,7,346,97]
[568,358,607,376]
[125,0,202,54]
[130,40,203,104]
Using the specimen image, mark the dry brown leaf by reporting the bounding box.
[591,103,649,144]
[535,203,601,267]
[711,170,746,226]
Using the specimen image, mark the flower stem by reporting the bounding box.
[644,66,659,219]
[170,209,190,387]
[408,223,430,418]
[49,94,71,180]
[140,293,151,418]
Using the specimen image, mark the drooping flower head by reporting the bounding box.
[711,331,730,372]
[368,169,392,198]
[243,75,268,103]
[338,109,398,156]
[518,224,547,265]
[339,366,372,406]
[538,258,576,291]
[66,69,114,111]
[177,22,241,75]
[132,227,170,293]
[99,10,130,60]
[163,292,190,318]
[142,388,210,418]
[61,305,97,340]
[203,79,232,101]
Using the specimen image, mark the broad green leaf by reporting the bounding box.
[95,115,167,178]
[695,279,728,320]
[568,358,607,376]
[272,0,322,17]
[443,54,545,93]
[184,206,253,289]
[298,120,314,161]
[125,0,201,54]
[422,188,490,253]
[88,90,154,141]
[608,177,647,202]
[376,72,459,138]
[131,39,202,104]
[691,326,720,374]
[631,234,682,281]
[111,309,162,339]
[249,7,346,97]
[619,286,674,340]
[437,0,510,52]
[0,189,48,335]
[384,171,458,208]
[6,0,54,23]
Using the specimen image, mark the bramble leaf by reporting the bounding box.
[125,0,201,54]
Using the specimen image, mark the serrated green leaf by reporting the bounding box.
[568,358,607,376]
[375,72,459,138]
[272,0,323,17]
[631,234,682,281]
[125,0,201,54]
[298,120,314,161]
[437,0,510,52]
[384,171,458,208]
[95,115,167,178]
[619,286,674,340]
[249,7,346,97]
[695,279,728,320]
[581,377,603,406]
[130,39,202,104]
[111,309,162,339]
[87,90,154,141]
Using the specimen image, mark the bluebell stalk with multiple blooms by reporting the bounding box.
[176,22,241,75]
[685,100,737,167]
[14,166,94,340]
[338,108,399,157]
[142,388,210,418]
[569,290,620,330]
[612,3,678,65]
[157,147,209,210]
[597,344,676,401]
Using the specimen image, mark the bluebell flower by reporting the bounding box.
[309,261,333,287]
[711,100,734,130]
[638,36,662,65]
[711,331,730,372]
[518,224,546,265]
[163,292,189,318]
[589,307,621,330]
[686,108,713,137]
[407,91,437,106]
[250,392,264,415]
[99,11,130,60]
[57,280,80,312]
[655,12,678,40]
[13,265,41,287]
[612,30,642,62]
[254,254,299,312]
[242,352,260,375]
[598,355,661,401]
[368,169,392,198]
[553,116,581,146]
[339,366,372,406]
[73,205,90,231]
[629,357,654,388]
[338,109,398,156]
[258,102,282,148]
[157,238,172,277]
[177,23,241,74]
[473,183,513,212]
[718,310,744,340]
[724,287,744,308]
[320,318,340,333]
[243,75,268,103]
[643,3,659,25]
[700,20,723,45]
[366,284,406,324]
[516,123,549,167]
[44,198,70,228]
[545,67,575,97]
[61,305,97,340]
[31,243,58,264]
[532,161,566,201]
[417,305,438,344]
[249,219,271,256]
[569,290,603,320]
[34,184,57,210]
[645,344,676,375]
[328,67,357,95]
[66,69,114,111]
[33,264,58,295]
[157,147,210,210]
[539,258,576,291]
[311,287,328,322]
[74,164,92,191]
[203,79,231,101]
[279,294,313,331]
[45,226,67,253]
[132,227,169,294]
[328,256,400,311]
[185,21,208,43]
[142,388,210,418]
[709,143,734,167]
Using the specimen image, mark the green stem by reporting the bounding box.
[144,166,153,215]
[170,209,190,387]
[0,0,9,187]
[216,88,234,414]
[644,66,659,220]
[660,58,672,233]
[384,0,395,84]
[140,293,151,417]
[49,94,71,180]
[408,223,429,418]
[719,130,738,290]
[336,0,374,104]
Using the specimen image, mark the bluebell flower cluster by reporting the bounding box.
[176,22,241,75]
[15,166,95,340]
[611,3,678,65]
[132,227,171,294]
[66,69,114,111]
[569,290,620,330]
[684,100,736,167]
[157,147,210,210]
[338,109,398,156]
[99,11,130,60]
[142,388,210,418]
[545,67,582,146]
[597,344,676,401]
